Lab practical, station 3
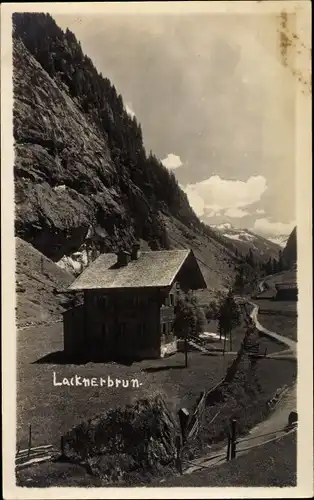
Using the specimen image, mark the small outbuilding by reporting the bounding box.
[275,282,298,301]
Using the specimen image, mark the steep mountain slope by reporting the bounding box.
[267,235,289,248]
[209,223,281,260]
[13,13,243,297]
[282,227,297,267]
[15,237,76,328]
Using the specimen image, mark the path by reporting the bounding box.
[177,303,297,476]
[249,302,296,353]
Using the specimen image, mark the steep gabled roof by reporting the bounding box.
[68,249,207,291]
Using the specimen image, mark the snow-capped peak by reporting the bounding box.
[267,235,289,248]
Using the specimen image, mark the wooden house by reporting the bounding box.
[63,245,207,360]
[275,282,298,301]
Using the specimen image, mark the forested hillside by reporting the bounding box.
[13,13,279,293]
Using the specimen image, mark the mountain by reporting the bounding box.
[13,13,244,297]
[209,223,281,261]
[15,237,76,328]
[282,227,297,268]
[267,235,289,248]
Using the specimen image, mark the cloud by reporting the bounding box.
[256,208,266,214]
[183,186,205,217]
[253,218,295,236]
[125,103,136,118]
[161,153,183,170]
[224,207,249,218]
[183,175,267,218]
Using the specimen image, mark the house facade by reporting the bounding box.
[275,282,298,301]
[63,245,207,361]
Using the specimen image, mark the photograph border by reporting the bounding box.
[1,1,312,498]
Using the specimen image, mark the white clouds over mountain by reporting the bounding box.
[253,217,295,237]
[225,207,249,218]
[183,175,267,218]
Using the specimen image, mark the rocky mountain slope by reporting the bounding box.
[267,234,289,248]
[282,227,297,267]
[13,13,245,296]
[14,13,201,260]
[209,223,281,260]
[15,237,76,327]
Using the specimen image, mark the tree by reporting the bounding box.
[245,248,255,268]
[173,289,205,340]
[277,250,284,272]
[224,312,256,384]
[205,300,219,321]
[272,258,278,274]
[217,290,241,352]
[264,257,273,276]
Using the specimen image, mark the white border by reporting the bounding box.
[1,2,312,498]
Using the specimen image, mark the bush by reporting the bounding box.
[63,395,178,482]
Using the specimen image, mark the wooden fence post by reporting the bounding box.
[175,434,183,475]
[60,435,65,457]
[27,424,32,458]
[178,408,190,445]
[230,419,237,459]
[184,338,188,368]
[226,433,231,461]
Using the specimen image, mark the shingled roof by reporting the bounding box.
[68,249,206,291]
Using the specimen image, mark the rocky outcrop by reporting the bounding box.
[13,14,241,291]
[14,39,137,260]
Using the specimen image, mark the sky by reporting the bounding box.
[53,12,297,238]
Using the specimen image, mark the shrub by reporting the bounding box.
[63,395,178,482]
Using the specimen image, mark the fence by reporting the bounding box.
[175,417,297,475]
[16,425,56,471]
[16,445,55,470]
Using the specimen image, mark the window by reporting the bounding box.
[169,294,174,306]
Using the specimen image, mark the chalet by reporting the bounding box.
[63,245,207,361]
[275,282,298,301]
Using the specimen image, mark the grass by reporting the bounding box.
[17,431,297,488]
[184,355,297,459]
[258,314,297,342]
[156,432,297,487]
[204,319,286,355]
[15,237,74,327]
[16,311,297,487]
[257,299,297,316]
[17,322,228,450]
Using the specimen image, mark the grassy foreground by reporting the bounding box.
[158,432,297,487]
